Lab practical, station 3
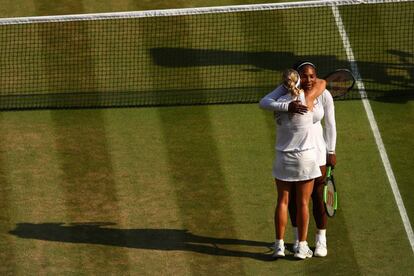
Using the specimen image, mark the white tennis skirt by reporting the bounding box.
[273,149,322,182]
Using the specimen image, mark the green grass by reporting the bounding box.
[0,0,413,275]
[0,102,413,275]
[0,0,301,17]
[369,100,414,231]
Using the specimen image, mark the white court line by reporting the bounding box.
[331,5,414,253]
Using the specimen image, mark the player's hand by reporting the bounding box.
[327,153,337,168]
[288,100,308,114]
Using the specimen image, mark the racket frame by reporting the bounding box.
[324,166,338,217]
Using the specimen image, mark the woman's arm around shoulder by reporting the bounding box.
[306,78,326,101]
[259,85,289,112]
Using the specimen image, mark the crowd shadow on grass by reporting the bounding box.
[8,222,300,261]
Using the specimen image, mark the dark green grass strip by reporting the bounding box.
[33,1,130,271]
[152,13,246,273]
[50,111,120,218]
[0,114,16,275]
[158,105,246,274]
[50,110,130,273]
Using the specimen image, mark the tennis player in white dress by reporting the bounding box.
[260,62,336,258]
[260,69,325,259]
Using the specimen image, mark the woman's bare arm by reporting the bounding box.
[305,78,326,110]
[308,78,326,99]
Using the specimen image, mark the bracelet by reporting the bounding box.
[327,151,335,154]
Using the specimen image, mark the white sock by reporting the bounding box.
[275,239,284,246]
[299,241,308,247]
[316,229,327,242]
[292,227,299,241]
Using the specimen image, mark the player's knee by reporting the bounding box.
[277,195,289,206]
[295,198,309,208]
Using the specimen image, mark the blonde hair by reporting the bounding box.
[282,69,302,97]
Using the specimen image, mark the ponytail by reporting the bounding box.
[282,69,303,98]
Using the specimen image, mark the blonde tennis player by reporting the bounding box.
[260,61,336,258]
[260,69,324,259]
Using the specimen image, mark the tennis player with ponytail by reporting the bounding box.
[260,61,337,258]
[260,69,325,260]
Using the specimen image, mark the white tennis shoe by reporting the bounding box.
[294,241,313,260]
[314,237,328,257]
[272,241,285,258]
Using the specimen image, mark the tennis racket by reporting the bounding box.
[323,69,356,98]
[323,166,338,217]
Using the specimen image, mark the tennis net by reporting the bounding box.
[0,0,412,109]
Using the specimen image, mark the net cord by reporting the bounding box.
[0,0,412,25]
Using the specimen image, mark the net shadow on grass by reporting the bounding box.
[9,222,281,262]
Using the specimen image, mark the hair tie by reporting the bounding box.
[295,76,301,88]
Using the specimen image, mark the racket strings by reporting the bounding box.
[325,70,356,97]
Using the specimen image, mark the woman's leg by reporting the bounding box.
[312,165,327,230]
[293,179,314,259]
[288,184,299,249]
[295,179,314,241]
[313,165,328,257]
[275,179,291,240]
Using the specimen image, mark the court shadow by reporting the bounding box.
[9,222,280,261]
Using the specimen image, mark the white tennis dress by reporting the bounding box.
[259,85,336,180]
[269,91,321,181]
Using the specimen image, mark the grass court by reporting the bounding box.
[0,0,413,275]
